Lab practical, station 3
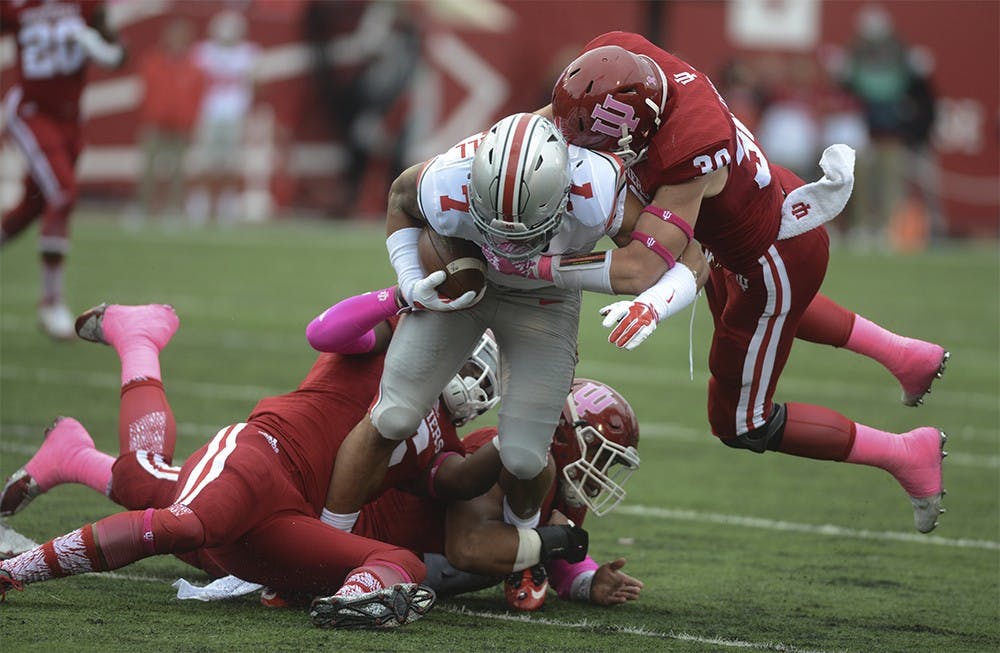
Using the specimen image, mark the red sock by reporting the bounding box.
[119,379,176,459]
[779,402,856,461]
[796,294,855,347]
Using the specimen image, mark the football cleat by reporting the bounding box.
[909,430,948,534]
[0,568,24,601]
[260,587,312,609]
[309,583,436,629]
[0,469,41,518]
[900,347,950,407]
[75,302,178,350]
[504,564,549,612]
[38,301,75,340]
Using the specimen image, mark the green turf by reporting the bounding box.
[1,215,997,652]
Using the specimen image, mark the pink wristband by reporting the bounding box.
[536,255,554,281]
[641,205,694,242]
[427,450,460,498]
[548,555,600,599]
[630,230,676,269]
[306,286,399,354]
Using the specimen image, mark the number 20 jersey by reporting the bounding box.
[1,0,103,121]
[416,132,628,290]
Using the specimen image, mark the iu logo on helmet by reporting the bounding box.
[590,94,640,138]
[791,202,811,219]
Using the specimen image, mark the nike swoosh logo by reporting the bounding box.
[528,586,547,600]
[665,290,676,303]
[539,299,563,305]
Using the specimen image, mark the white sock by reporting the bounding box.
[502,496,540,529]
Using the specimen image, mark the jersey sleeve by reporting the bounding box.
[416,136,484,241]
[566,147,627,237]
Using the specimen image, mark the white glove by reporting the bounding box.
[408,270,482,312]
[600,301,658,350]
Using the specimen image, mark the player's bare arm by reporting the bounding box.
[76,5,125,69]
[426,439,503,502]
[386,162,428,236]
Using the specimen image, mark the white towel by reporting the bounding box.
[777,144,855,240]
[173,575,263,601]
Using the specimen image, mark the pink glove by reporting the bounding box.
[480,245,554,280]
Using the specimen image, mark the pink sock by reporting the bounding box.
[306,286,399,354]
[845,316,907,370]
[846,424,942,498]
[116,341,162,385]
[24,419,113,494]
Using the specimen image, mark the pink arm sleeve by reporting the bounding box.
[305,286,399,354]
[547,555,599,600]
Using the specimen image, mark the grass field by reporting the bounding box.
[1,214,997,653]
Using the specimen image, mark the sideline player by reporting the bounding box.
[0,0,125,339]
[533,33,948,532]
[325,112,710,544]
[0,299,511,629]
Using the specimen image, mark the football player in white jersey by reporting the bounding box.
[325,113,709,538]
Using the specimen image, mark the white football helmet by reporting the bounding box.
[442,329,501,426]
[552,379,641,516]
[468,113,571,261]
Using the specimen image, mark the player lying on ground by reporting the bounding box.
[0,300,532,629]
[2,292,638,613]
[324,113,710,555]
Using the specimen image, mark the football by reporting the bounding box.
[417,228,487,300]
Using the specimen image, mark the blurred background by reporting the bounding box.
[1,0,997,248]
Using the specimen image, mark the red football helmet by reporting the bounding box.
[551,45,667,166]
[551,378,640,517]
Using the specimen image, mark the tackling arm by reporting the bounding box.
[385,163,480,312]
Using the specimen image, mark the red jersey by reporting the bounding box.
[247,317,464,514]
[1,0,104,121]
[582,32,789,273]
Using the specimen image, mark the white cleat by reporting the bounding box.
[38,302,75,340]
[309,584,436,629]
[910,431,948,533]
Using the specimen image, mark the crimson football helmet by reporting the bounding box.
[468,113,571,261]
[551,45,667,166]
[551,378,640,516]
[442,329,501,427]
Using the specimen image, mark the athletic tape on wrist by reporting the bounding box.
[386,228,424,303]
[630,231,676,269]
[550,251,614,293]
[641,205,694,243]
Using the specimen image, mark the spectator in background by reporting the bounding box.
[834,4,924,250]
[303,0,421,217]
[186,10,259,225]
[0,1,125,340]
[898,47,946,245]
[132,17,205,223]
[755,54,823,183]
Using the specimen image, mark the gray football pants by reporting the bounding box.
[371,282,581,480]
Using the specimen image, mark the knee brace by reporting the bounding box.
[721,403,787,454]
[149,504,205,553]
[499,443,548,480]
[371,404,424,442]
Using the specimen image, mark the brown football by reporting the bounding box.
[417,228,487,300]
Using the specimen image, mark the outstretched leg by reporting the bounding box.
[796,293,949,406]
[0,418,113,517]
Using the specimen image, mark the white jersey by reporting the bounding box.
[417,132,627,289]
[194,40,258,122]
